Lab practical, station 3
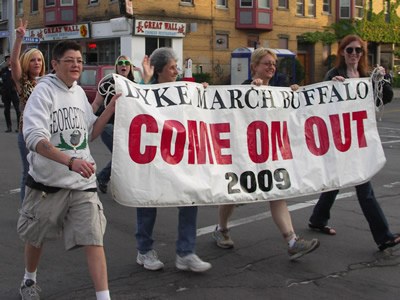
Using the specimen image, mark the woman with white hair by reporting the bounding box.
[135,47,212,273]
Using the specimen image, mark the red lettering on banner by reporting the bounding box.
[305,111,368,156]
[247,121,293,163]
[129,114,231,165]
[209,123,232,165]
[129,115,158,164]
[160,120,186,165]
[187,121,214,164]
[352,110,367,147]
[329,113,351,152]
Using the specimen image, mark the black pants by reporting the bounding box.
[3,95,20,130]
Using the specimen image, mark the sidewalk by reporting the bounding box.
[393,87,400,99]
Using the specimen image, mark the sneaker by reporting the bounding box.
[20,279,41,300]
[96,175,108,194]
[212,226,234,249]
[288,237,320,260]
[176,254,212,272]
[136,250,164,270]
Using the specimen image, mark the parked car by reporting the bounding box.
[79,65,143,103]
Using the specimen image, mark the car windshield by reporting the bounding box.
[80,69,97,86]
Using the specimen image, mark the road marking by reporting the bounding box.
[381,139,400,144]
[9,188,20,194]
[378,127,400,131]
[197,192,355,237]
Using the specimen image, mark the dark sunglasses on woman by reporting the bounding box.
[116,60,131,66]
[345,47,362,54]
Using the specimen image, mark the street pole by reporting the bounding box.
[8,0,15,53]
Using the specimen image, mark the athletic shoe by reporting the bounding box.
[20,279,41,300]
[176,254,212,272]
[212,226,234,248]
[136,250,164,270]
[288,237,320,260]
[96,175,108,194]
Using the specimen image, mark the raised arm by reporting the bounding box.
[10,18,27,93]
[91,91,105,114]
[91,93,121,141]
[141,55,154,84]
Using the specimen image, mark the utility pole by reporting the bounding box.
[8,0,15,53]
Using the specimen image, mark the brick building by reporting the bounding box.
[0,0,398,84]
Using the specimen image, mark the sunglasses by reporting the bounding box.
[116,60,131,66]
[345,47,362,54]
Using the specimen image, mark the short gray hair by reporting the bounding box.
[150,47,178,80]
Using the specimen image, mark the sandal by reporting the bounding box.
[308,223,336,235]
[378,234,400,251]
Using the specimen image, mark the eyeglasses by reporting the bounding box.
[57,58,85,65]
[116,60,131,66]
[345,47,363,54]
[260,61,277,67]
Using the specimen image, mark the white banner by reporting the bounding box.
[111,75,386,207]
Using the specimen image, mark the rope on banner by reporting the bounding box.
[97,73,115,108]
[370,66,388,120]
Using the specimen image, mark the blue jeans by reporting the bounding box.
[97,124,113,184]
[309,181,394,245]
[136,206,198,257]
[17,132,29,202]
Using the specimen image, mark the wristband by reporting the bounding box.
[68,157,76,171]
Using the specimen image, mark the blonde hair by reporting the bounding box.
[114,55,135,82]
[250,48,277,77]
[19,48,45,83]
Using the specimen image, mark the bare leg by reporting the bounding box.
[218,204,236,228]
[25,243,43,273]
[85,245,108,292]
[269,200,295,242]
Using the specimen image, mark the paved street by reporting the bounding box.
[1,93,399,300]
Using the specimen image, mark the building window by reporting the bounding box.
[355,0,363,19]
[45,0,56,7]
[384,0,390,23]
[145,38,172,57]
[216,34,228,49]
[296,0,304,15]
[236,0,272,30]
[32,0,39,12]
[44,0,76,25]
[240,0,253,8]
[181,0,193,3]
[247,35,259,48]
[278,0,288,9]
[339,0,350,18]
[323,0,330,13]
[61,0,73,6]
[17,0,24,14]
[89,0,98,3]
[216,0,227,7]
[278,37,288,49]
[308,0,315,16]
[258,0,270,9]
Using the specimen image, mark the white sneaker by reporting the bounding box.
[136,250,164,270]
[176,254,212,272]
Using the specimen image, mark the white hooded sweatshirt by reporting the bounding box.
[23,74,98,190]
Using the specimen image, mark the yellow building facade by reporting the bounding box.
[3,0,399,84]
